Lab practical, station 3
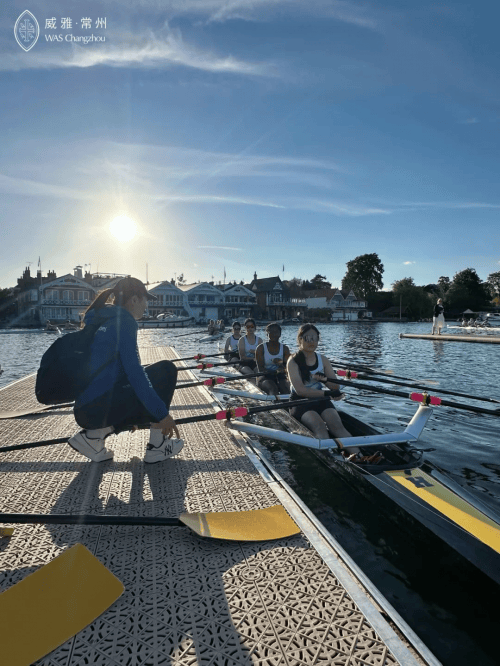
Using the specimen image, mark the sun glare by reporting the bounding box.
[109,216,138,242]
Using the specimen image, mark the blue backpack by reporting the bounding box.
[35,320,116,405]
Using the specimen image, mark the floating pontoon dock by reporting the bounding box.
[400,333,500,344]
[0,346,439,665]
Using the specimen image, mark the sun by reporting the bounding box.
[109,215,138,242]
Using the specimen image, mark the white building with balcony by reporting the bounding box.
[147,281,193,318]
[329,289,371,320]
[219,283,256,320]
[38,273,98,323]
[178,283,224,322]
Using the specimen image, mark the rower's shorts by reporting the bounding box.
[239,360,256,371]
[289,397,335,421]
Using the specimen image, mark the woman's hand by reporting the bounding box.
[153,414,180,438]
[312,372,328,383]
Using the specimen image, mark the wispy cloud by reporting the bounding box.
[197,246,243,251]
[2,22,272,75]
[403,261,415,265]
[201,0,378,29]
[0,173,87,200]
[103,1,379,30]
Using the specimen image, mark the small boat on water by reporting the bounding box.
[198,332,224,343]
[202,359,500,586]
[138,315,193,329]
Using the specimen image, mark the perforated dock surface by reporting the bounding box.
[0,347,414,666]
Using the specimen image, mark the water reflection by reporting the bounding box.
[431,339,446,363]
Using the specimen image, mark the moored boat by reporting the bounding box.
[202,362,500,586]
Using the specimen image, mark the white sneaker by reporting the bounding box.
[68,430,114,462]
[144,437,184,464]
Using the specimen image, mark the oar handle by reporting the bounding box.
[0,513,183,526]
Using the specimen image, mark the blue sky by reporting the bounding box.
[1,0,499,291]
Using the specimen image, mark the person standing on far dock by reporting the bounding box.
[69,277,183,463]
[432,298,445,335]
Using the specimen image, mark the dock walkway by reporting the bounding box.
[0,346,434,666]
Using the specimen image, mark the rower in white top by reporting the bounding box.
[255,322,291,396]
[287,323,360,456]
[224,321,242,361]
[237,318,263,381]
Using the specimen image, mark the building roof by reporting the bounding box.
[249,276,289,293]
[177,282,224,295]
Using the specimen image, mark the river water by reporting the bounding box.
[1,321,499,665]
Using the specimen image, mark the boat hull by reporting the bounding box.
[204,364,500,585]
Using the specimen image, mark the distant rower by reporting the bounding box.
[224,321,242,361]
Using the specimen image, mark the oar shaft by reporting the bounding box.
[352,372,499,404]
[0,513,183,526]
[0,438,68,453]
[173,352,228,362]
[0,397,326,454]
[332,377,500,415]
[174,397,327,424]
[176,371,268,389]
[179,360,240,371]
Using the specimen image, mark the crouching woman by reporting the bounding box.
[69,277,183,463]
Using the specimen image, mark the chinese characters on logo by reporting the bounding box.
[15,12,108,51]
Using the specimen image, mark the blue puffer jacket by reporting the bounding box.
[75,306,169,421]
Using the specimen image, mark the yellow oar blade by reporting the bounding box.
[180,505,300,541]
[0,543,124,666]
[0,527,14,537]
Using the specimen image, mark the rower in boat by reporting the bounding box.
[44,320,59,332]
[224,321,242,361]
[207,320,216,336]
[286,323,360,454]
[237,318,263,380]
[255,322,290,396]
[218,320,225,332]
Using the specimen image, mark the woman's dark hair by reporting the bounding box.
[292,323,321,382]
[244,318,256,328]
[232,321,241,329]
[266,322,282,335]
[84,277,150,319]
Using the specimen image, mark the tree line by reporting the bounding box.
[284,253,500,320]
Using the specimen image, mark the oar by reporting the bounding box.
[335,369,500,405]
[0,397,329,454]
[1,372,259,420]
[177,360,240,371]
[328,376,500,416]
[330,358,439,386]
[0,505,300,541]
[171,330,206,338]
[172,352,230,362]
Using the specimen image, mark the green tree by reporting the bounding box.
[392,277,433,320]
[342,253,384,299]
[437,276,451,298]
[486,271,500,299]
[446,268,489,311]
[310,274,331,290]
[367,290,393,314]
